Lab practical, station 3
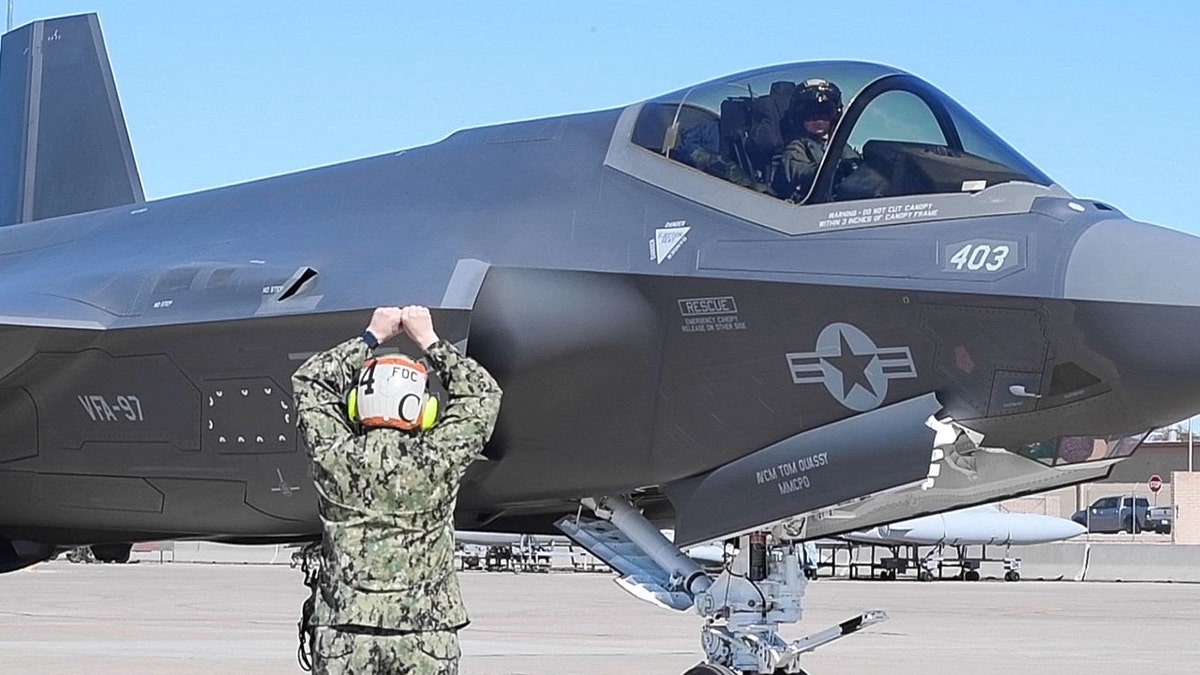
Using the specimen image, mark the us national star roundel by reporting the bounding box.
[785,322,917,411]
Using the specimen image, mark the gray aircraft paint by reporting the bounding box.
[2,14,1200,567]
[0,14,142,225]
[665,393,940,546]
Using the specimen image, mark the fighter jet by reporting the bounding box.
[1,12,1197,673]
[842,503,1086,581]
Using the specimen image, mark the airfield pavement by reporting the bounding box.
[1,561,1197,674]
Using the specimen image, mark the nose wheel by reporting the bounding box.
[684,665,810,675]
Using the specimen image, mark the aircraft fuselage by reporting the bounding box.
[2,28,1199,555]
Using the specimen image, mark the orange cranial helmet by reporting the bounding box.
[346,355,443,431]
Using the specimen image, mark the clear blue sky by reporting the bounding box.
[18,2,1200,234]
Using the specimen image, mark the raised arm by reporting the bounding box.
[292,337,370,452]
[423,340,503,469]
[398,306,502,469]
[292,307,406,453]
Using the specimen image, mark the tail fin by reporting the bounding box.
[0,13,143,226]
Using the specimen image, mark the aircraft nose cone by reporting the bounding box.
[1041,516,1087,542]
[1065,218,1200,309]
[1009,513,1087,543]
[1064,218,1200,423]
[1062,519,1088,540]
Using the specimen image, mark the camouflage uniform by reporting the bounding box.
[292,336,502,674]
[312,626,460,674]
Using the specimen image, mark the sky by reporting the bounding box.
[14,2,1200,234]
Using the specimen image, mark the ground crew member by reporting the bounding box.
[292,305,502,674]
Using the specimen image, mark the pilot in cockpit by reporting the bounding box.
[774,78,862,201]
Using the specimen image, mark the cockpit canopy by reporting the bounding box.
[631,62,1052,205]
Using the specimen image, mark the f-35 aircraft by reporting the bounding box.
[2,12,1197,674]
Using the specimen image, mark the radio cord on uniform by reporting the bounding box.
[294,542,322,672]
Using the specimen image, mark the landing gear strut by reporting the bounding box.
[559,496,887,674]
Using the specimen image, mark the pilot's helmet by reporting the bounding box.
[346,355,444,431]
[790,78,844,121]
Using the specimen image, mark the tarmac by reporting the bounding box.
[2,559,1198,674]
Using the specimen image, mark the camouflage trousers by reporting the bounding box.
[312,626,459,674]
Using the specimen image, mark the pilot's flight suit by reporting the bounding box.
[776,135,863,200]
[292,335,501,674]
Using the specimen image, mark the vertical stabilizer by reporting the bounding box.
[0,13,143,226]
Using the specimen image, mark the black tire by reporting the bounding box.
[965,570,980,582]
[1123,517,1140,534]
[918,570,932,582]
[683,664,737,675]
[90,543,132,564]
[685,667,806,675]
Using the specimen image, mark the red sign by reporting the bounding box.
[1149,475,1163,493]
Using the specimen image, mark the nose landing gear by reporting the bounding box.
[558,496,887,674]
